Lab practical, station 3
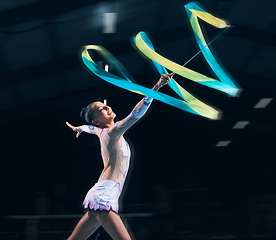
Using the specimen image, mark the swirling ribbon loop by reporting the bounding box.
[82,45,219,120]
[184,2,240,96]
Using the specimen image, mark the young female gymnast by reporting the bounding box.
[66,73,173,240]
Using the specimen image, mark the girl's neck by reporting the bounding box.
[101,121,115,129]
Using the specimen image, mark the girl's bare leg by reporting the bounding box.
[95,211,133,240]
[67,211,100,240]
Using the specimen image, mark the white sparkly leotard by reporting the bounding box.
[81,96,152,193]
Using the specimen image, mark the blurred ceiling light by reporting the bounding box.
[254,98,273,108]
[216,141,231,147]
[232,121,249,129]
[103,12,117,33]
[104,64,109,72]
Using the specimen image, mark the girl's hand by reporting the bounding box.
[155,72,174,89]
[66,122,82,138]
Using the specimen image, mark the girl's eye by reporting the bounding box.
[99,105,107,112]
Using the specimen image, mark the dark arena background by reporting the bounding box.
[1,0,276,239]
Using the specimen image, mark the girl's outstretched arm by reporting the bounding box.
[66,122,99,138]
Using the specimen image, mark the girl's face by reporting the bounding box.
[90,101,116,126]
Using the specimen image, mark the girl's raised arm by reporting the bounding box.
[109,73,173,136]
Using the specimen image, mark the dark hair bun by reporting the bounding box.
[80,106,88,121]
[80,103,94,123]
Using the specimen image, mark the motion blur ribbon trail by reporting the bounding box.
[81,2,241,120]
[134,2,240,97]
[184,2,240,96]
[82,45,219,120]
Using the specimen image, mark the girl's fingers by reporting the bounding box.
[66,122,78,132]
[66,122,72,128]
[66,122,76,130]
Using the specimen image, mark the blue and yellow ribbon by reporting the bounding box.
[81,1,241,120]
[82,45,220,120]
[185,2,240,96]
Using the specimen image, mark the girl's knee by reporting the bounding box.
[96,211,132,239]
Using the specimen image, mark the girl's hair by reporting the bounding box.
[80,103,94,124]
